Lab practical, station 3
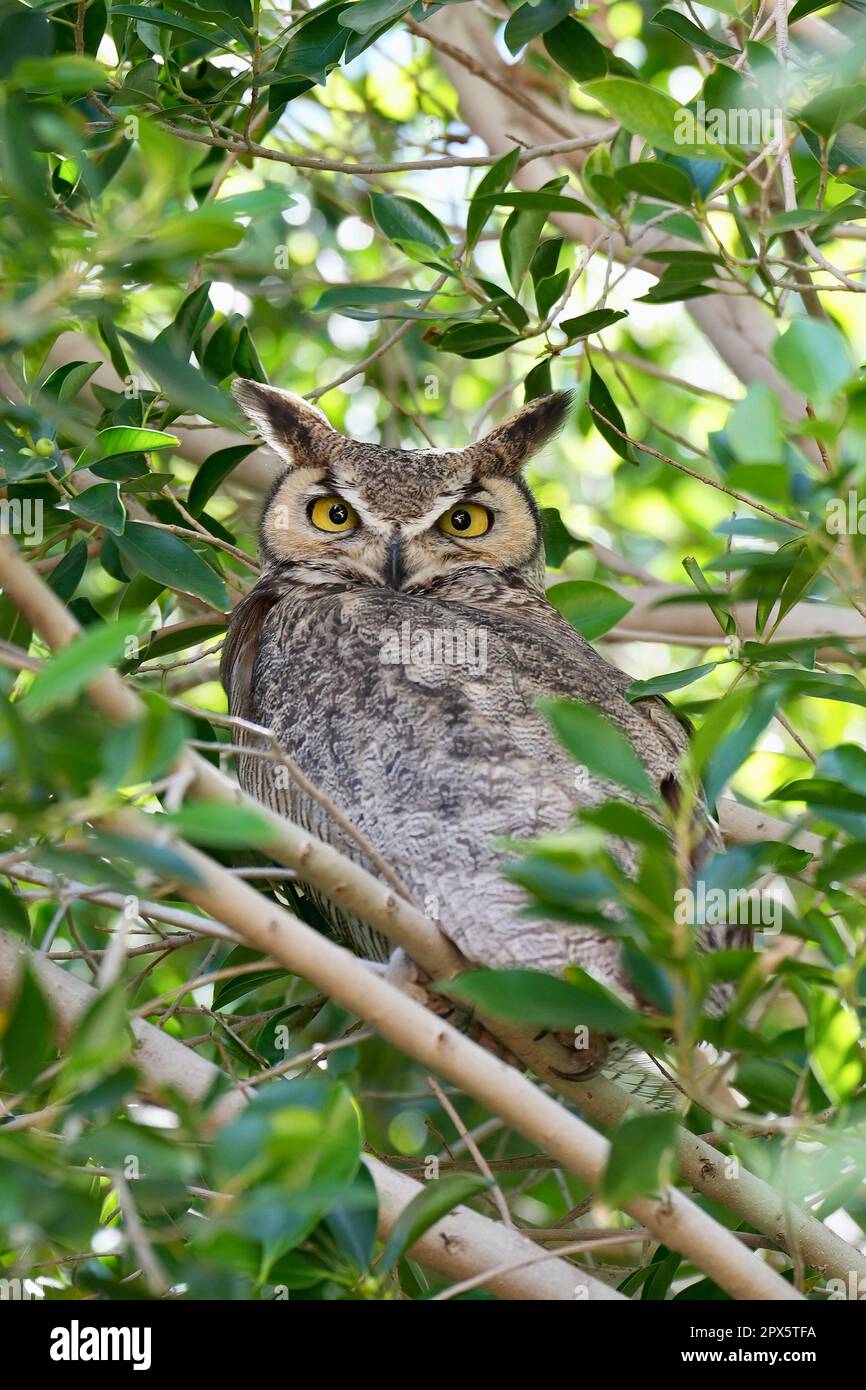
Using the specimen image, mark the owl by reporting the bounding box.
[222,380,726,1058]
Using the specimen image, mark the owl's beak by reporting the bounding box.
[386,536,405,591]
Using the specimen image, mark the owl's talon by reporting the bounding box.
[550,1063,603,1082]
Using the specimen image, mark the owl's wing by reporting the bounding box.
[221,580,283,722]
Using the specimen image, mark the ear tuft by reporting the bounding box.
[231,379,337,468]
[473,390,573,475]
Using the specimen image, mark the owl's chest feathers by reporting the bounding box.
[241,579,660,878]
[254,580,589,740]
[230,578,703,980]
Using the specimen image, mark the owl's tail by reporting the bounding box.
[601,1039,681,1110]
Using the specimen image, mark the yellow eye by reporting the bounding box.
[437,502,492,538]
[308,495,358,533]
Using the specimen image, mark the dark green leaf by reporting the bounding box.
[652,7,738,58]
[626,663,718,699]
[187,444,254,516]
[559,308,628,338]
[543,16,607,82]
[588,367,642,464]
[504,0,573,53]
[67,482,126,535]
[116,521,228,610]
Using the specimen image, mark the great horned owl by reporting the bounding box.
[222,381,724,1032]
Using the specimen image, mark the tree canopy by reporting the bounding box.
[0,0,865,1307]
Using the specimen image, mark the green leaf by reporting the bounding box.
[324,1165,379,1272]
[233,326,266,384]
[693,683,778,807]
[467,147,521,252]
[524,357,553,401]
[547,579,633,640]
[502,209,546,293]
[543,16,607,82]
[682,554,734,636]
[616,161,694,205]
[274,7,348,89]
[475,190,591,215]
[1,962,53,1091]
[436,322,520,359]
[638,281,714,306]
[109,4,230,46]
[588,367,642,464]
[26,615,143,715]
[627,663,718,699]
[156,281,214,356]
[90,830,205,886]
[771,777,866,812]
[313,285,435,313]
[338,0,411,33]
[378,1171,491,1274]
[78,426,179,467]
[67,482,126,536]
[443,966,658,1046]
[601,1113,678,1208]
[771,319,853,405]
[819,743,866,796]
[652,7,738,58]
[542,507,579,567]
[116,521,228,610]
[728,384,784,466]
[62,982,133,1086]
[11,54,111,92]
[187,444,255,516]
[583,78,721,159]
[541,698,658,799]
[213,946,287,1009]
[40,360,101,405]
[47,539,88,603]
[499,177,566,291]
[788,0,826,16]
[0,5,52,81]
[369,191,450,256]
[504,0,573,53]
[559,308,628,338]
[796,85,866,139]
[120,330,240,429]
[101,698,190,786]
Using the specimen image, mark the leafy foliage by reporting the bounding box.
[0,0,864,1303]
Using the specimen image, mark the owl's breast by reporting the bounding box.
[232,583,704,988]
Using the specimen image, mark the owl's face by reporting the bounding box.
[232,380,572,594]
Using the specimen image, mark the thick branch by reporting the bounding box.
[0,931,613,1301]
[102,804,797,1301]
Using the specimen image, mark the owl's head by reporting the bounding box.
[232,379,572,594]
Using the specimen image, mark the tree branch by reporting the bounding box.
[0,930,617,1301]
[101,802,798,1300]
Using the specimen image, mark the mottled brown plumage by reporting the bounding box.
[223,382,723,1013]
